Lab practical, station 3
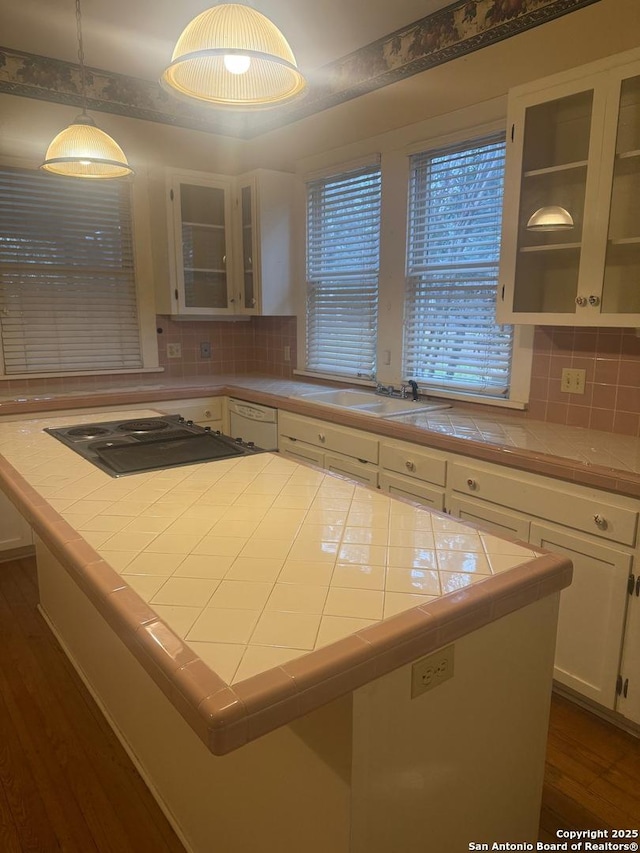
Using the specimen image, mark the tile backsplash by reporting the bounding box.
[156,315,298,379]
[527,327,640,437]
[1,315,637,438]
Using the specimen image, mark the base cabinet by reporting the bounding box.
[280,403,640,727]
[278,412,379,487]
[529,523,631,709]
[617,590,640,723]
[153,397,226,434]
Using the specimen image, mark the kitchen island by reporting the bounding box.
[0,409,571,853]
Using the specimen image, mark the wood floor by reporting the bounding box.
[1,556,638,852]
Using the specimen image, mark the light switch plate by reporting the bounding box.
[560,367,586,394]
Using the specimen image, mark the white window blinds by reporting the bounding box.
[404,135,513,398]
[0,166,142,376]
[306,164,381,379]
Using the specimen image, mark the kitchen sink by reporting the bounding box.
[294,388,450,418]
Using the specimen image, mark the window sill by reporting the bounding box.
[418,388,527,410]
[0,367,165,382]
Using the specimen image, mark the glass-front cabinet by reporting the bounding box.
[168,174,235,316]
[238,180,258,315]
[497,48,640,326]
[163,168,295,318]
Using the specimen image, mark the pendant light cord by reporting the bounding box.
[75,0,88,114]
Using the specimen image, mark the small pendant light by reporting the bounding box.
[161,4,306,109]
[41,0,133,179]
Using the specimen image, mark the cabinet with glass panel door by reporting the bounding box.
[162,168,295,318]
[497,48,640,326]
[235,170,296,316]
[166,171,236,316]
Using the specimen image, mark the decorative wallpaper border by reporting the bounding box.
[0,0,600,139]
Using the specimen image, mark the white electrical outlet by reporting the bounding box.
[167,343,182,359]
[411,645,455,698]
[284,345,291,363]
[560,367,586,394]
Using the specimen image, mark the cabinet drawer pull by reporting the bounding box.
[318,433,326,443]
[466,478,477,490]
[593,513,607,529]
[204,410,211,418]
[405,460,416,472]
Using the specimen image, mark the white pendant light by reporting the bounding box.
[161,4,307,109]
[41,0,133,179]
[526,206,574,232]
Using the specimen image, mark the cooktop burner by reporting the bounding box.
[116,419,170,433]
[66,425,112,439]
[45,414,266,477]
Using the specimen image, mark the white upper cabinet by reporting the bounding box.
[161,168,295,318]
[236,170,296,316]
[166,171,236,316]
[497,48,640,326]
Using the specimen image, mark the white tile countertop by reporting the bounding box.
[0,409,571,753]
[0,375,638,496]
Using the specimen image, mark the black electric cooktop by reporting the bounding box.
[45,414,265,478]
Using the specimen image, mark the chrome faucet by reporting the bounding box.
[407,380,419,401]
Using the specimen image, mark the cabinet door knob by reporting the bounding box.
[405,460,416,472]
[204,410,211,418]
[593,514,607,529]
[466,478,477,490]
[588,294,600,306]
[575,295,588,307]
[318,433,326,442]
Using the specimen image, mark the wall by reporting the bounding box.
[156,316,298,380]
[529,327,640,437]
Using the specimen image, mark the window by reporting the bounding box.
[0,165,142,376]
[305,163,381,379]
[403,134,513,399]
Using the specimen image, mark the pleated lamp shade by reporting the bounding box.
[161,4,306,108]
[41,114,133,179]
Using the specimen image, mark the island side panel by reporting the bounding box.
[350,594,560,852]
[35,539,352,853]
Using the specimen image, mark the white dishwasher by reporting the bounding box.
[228,398,279,451]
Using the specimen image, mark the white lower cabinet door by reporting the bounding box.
[616,590,640,725]
[0,492,33,552]
[447,495,530,540]
[379,472,444,511]
[530,523,631,708]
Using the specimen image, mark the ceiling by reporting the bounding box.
[0,0,452,81]
[0,0,602,138]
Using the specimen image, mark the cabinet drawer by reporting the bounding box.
[156,397,223,425]
[278,412,379,463]
[380,440,446,487]
[325,453,378,488]
[379,472,444,511]
[450,462,638,546]
[447,495,530,541]
[278,436,324,466]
